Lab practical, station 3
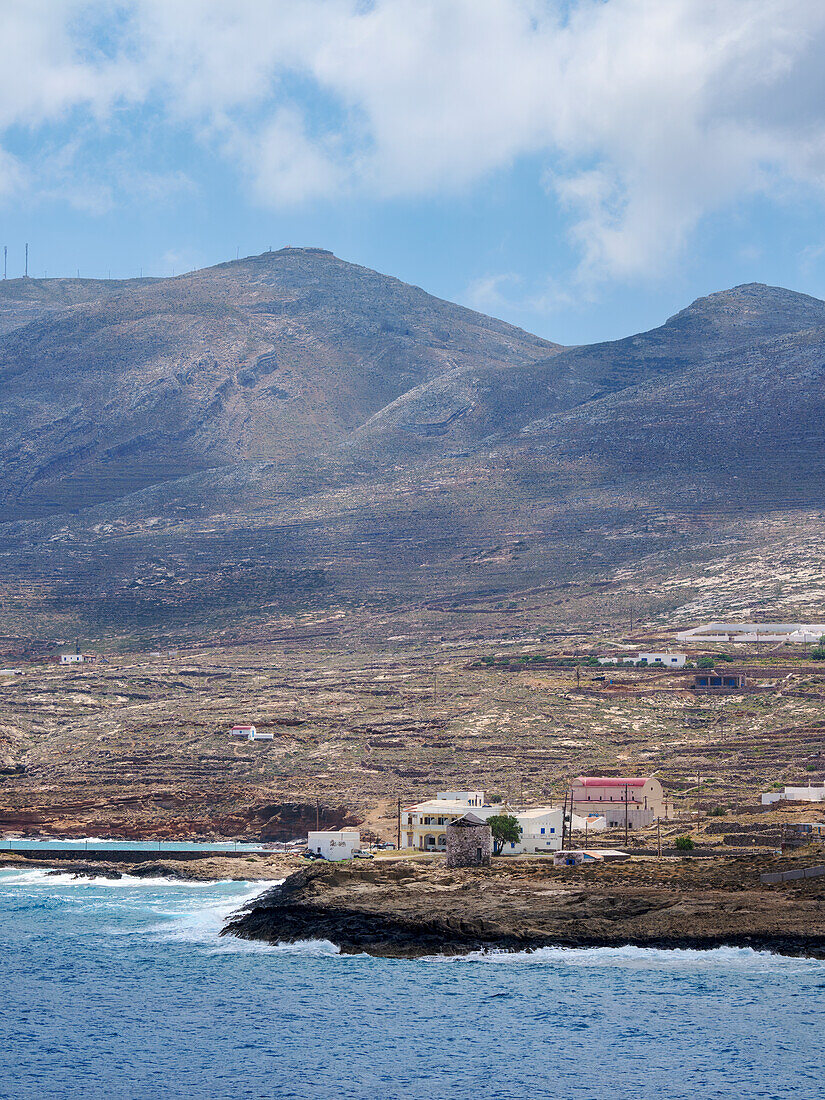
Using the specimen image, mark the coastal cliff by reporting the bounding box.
[222,857,825,958]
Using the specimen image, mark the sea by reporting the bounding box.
[1,868,824,1100]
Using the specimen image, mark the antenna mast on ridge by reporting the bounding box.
[24,243,28,278]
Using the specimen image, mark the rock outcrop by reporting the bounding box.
[223,858,825,958]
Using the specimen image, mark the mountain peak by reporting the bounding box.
[666,282,825,339]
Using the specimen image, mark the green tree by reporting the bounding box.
[674,835,695,851]
[696,656,715,668]
[488,814,522,855]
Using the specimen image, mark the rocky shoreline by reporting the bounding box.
[0,852,301,882]
[222,856,825,959]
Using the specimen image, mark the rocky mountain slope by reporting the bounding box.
[0,276,156,337]
[348,283,825,459]
[0,253,824,638]
[0,249,557,520]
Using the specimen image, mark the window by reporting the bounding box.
[540,827,545,835]
[510,842,515,848]
[550,827,555,833]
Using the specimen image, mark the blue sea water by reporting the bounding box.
[1,868,823,1100]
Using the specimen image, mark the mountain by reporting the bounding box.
[348,283,825,459]
[0,249,558,520]
[0,258,824,641]
[0,276,156,337]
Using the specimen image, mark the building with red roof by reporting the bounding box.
[571,775,671,829]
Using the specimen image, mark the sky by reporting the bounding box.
[2,0,825,345]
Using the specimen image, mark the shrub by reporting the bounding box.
[489,793,503,803]
[810,648,825,660]
[708,806,727,817]
[696,656,715,668]
[674,835,695,851]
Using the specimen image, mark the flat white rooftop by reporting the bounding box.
[676,622,825,642]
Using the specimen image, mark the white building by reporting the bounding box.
[229,724,273,741]
[676,623,825,644]
[598,653,686,668]
[762,784,825,806]
[501,807,564,854]
[307,829,360,861]
[401,791,487,852]
[401,791,597,854]
[636,652,686,668]
[60,653,84,664]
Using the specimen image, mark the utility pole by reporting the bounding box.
[24,243,28,278]
[396,796,401,850]
[3,245,6,279]
[315,798,320,831]
[696,773,701,826]
[657,818,661,858]
[562,787,573,849]
[624,783,629,847]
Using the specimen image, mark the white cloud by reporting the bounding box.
[3,1,825,281]
[465,270,577,318]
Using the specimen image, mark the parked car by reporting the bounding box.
[378,842,396,850]
[302,850,326,860]
[352,849,375,860]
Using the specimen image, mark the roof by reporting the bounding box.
[574,776,650,788]
[449,812,487,828]
[405,799,479,813]
[517,806,561,820]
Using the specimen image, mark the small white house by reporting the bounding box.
[597,653,686,668]
[307,829,360,861]
[229,724,273,741]
[636,652,686,668]
[230,724,256,738]
[60,653,84,665]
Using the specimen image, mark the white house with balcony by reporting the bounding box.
[401,791,487,852]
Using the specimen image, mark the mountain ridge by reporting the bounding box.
[0,255,824,638]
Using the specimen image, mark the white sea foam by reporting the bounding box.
[435,943,825,970]
[0,867,237,889]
